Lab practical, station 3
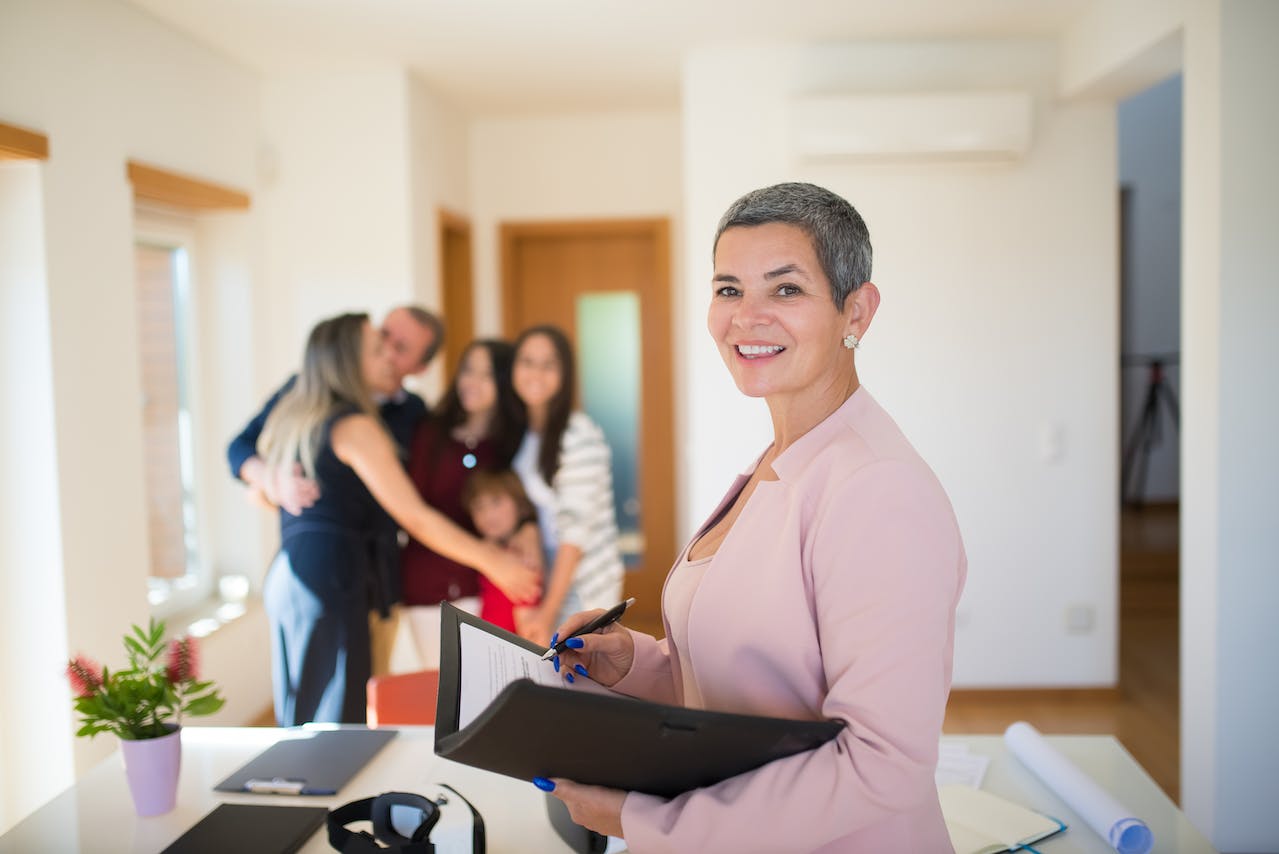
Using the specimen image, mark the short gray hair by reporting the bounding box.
[713,183,872,308]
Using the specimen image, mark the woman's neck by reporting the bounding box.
[526,405,549,433]
[767,368,860,456]
[455,410,493,444]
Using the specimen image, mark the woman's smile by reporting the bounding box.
[735,343,786,359]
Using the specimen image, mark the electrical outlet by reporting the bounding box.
[1065,604,1094,635]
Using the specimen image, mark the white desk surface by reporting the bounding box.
[0,727,1215,853]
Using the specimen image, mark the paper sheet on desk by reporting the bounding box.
[458,622,619,730]
[936,740,990,788]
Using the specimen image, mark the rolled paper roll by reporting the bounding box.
[1004,722,1154,854]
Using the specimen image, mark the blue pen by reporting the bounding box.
[540,597,635,661]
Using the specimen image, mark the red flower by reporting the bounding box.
[66,656,102,698]
[166,637,200,684]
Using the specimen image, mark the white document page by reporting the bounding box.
[457,622,621,730]
[935,739,991,788]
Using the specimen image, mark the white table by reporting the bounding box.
[0,727,1215,853]
[954,736,1215,853]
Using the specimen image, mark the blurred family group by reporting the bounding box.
[226,309,624,727]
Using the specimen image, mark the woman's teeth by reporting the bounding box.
[737,344,784,357]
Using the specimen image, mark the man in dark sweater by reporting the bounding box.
[226,305,444,678]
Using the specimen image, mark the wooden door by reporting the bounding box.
[501,219,674,635]
[439,210,474,380]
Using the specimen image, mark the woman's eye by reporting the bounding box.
[777,284,801,296]
[714,286,740,297]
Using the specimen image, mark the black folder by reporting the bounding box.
[434,604,843,798]
[214,728,396,795]
[161,803,328,853]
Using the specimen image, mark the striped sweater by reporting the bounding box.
[513,411,624,612]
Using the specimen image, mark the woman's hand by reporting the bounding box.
[552,609,635,688]
[515,606,554,647]
[539,778,625,838]
[481,546,542,605]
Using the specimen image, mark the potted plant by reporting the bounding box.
[65,618,225,816]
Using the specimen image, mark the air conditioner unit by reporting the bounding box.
[790,91,1034,162]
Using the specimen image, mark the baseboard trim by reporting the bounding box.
[948,687,1122,703]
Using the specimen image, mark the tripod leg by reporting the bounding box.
[1157,379,1180,428]
[1122,381,1162,505]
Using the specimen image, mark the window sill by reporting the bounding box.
[168,589,260,639]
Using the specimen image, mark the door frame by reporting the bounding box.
[437,208,474,382]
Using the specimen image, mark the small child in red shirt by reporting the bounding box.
[463,469,544,634]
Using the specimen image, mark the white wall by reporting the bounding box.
[468,110,684,336]
[257,69,418,391]
[406,75,472,399]
[1119,75,1182,502]
[0,163,73,832]
[682,41,1119,687]
[1061,0,1186,99]
[0,0,265,827]
[1181,2,1279,850]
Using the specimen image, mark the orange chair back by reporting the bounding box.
[366,669,440,727]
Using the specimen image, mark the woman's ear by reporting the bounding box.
[846,282,881,339]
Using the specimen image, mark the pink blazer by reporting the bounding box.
[614,389,966,853]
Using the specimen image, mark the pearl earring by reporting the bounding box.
[842,333,860,350]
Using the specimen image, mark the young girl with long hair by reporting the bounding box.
[395,339,531,669]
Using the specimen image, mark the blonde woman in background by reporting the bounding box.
[257,313,540,725]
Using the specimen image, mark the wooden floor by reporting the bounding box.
[944,504,1180,802]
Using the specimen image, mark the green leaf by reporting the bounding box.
[123,635,145,661]
[183,695,225,716]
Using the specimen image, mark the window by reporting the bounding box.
[134,223,206,613]
[128,164,252,627]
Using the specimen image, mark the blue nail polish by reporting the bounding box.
[565,672,575,683]
[565,637,585,649]
[533,776,556,792]
[553,656,560,673]
[550,632,559,647]
[575,664,588,677]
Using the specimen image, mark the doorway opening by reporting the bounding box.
[1117,72,1183,800]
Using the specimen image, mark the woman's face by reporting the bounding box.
[513,333,563,412]
[470,490,521,541]
[708,223,855,403]
[360,321,398,397]
[456,345,498,417]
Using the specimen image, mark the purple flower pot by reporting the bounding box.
[119,725,181,816]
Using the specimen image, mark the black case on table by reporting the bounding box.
[161,803,328,854]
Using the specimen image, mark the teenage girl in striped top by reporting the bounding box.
[509,325,625,646]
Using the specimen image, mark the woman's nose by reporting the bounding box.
[731,292,771,328]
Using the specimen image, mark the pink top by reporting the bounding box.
[663,553,711,710]
[613,388,967,854]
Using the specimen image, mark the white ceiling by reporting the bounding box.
[124,0,1098,114]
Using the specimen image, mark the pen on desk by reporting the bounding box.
[243,777,336,796]
[540,597,636,661]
